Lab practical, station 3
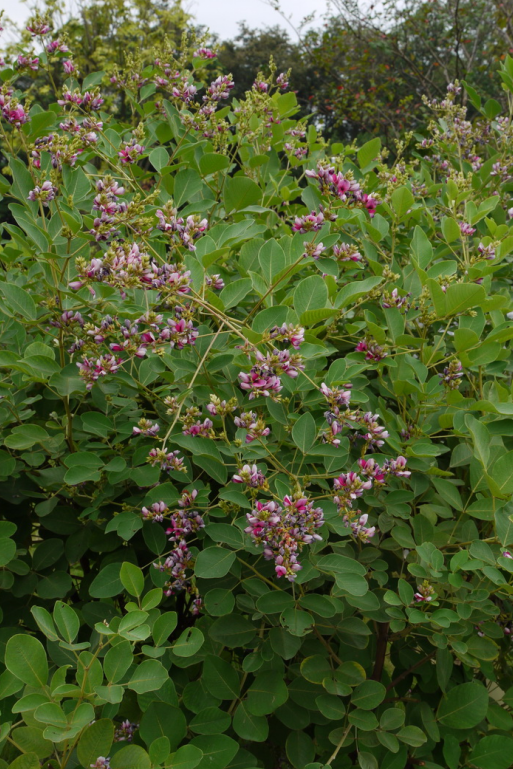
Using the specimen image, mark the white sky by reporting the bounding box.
[1,0,327,39]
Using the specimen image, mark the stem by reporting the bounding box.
[371,621,390,681]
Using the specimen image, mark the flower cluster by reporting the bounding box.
[355,338,388,362]
[114,721,138,742]
[245,495,324,580]
[234,412,271,443]
[439,359,463,390]
[0,87,30,127]
[156,203,208,251]
[414,581,436,603]
[28,181,58,206]
[306,163,380,216]
[118,137,145,164]
[206,395,237,416]
[333,243,364,263]
[147,448,187,474]
[90,759,110,769]
[292,210,325,233]
[71,243,192,298]
[333,455,409,541]
[77,354,122,390]
[239,349,304,399]
[132,419,160,437]
[151,491,204,607]
[268,323,305,349]
[232,463,268,489]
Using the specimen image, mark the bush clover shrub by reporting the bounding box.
[1,15,513,769]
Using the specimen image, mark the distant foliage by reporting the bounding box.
[1,9,513,769]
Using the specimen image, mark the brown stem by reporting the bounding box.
[386,650,436,692]
[371,621,389,681]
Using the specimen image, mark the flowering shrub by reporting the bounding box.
[2,13,513,769]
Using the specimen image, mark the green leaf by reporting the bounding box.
[437,682,488,728]
[30,607,59,641]
[445,284,486,316]
[233,701,269,742]
[153,611,178,646]
[224,176,262,212]
[487,451,513,496]
[172,627,204,657]
[77,720,114,769]
[89,563,123,598]
[280,607,314,637]
[193,455,228,485]
[120,562,145,597]
[104,640,133,683]
[351,680,386,710]
[195,547,236,579]
[396,726,427,747]
[11,727,53,760]
[189,735,238,769]
[0,538,15,567]
[166,745,204,769]
[411,225,433,268]
[5,635,48,687]
[149,737,171,766]
[190,707,231,735]
[174,169,203,207]
[149,147,169,172]
[111,745,151,769]
[199,153,230,175]
[209,615,256,647]
[291,412,316,454]
[140,702,187,751]
[7,754,40,769]
[441,217,461,243]
[204,589,235,616]
[82,70,105,89]
[465,414,490,468]
[53,602,79,643]
[391,186,414,217]
[468,735,513,769]
[219,278,252,309]
[128,660,168,693]
[246,671,288,715]
[286,732,315,769]
[4,424,49,450]
[335,277,382,309]
[294,275,328,316]
[357,137,381,168]
[259,239,286,284]
[202,655,240,700]
[0,283,37,320]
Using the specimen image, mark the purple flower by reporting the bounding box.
[28,180,58,206]
[147,448,186,474]
[114,721,138,743]
[232,464,267,488]
[355,339,388,362]
[77,354,122,390]
[193,48,217,59]
[245,496,324,581]
[292,210,324,233]
[132,419,160,437]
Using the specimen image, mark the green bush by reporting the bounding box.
[1,12,513,769]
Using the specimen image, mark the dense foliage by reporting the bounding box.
[2,9,513,769]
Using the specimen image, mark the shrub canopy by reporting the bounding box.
[0,12,513,769]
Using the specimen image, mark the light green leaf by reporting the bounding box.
[292,412,316,454]
[5,635,48,688]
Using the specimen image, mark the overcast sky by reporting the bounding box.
[1,0,327,39]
